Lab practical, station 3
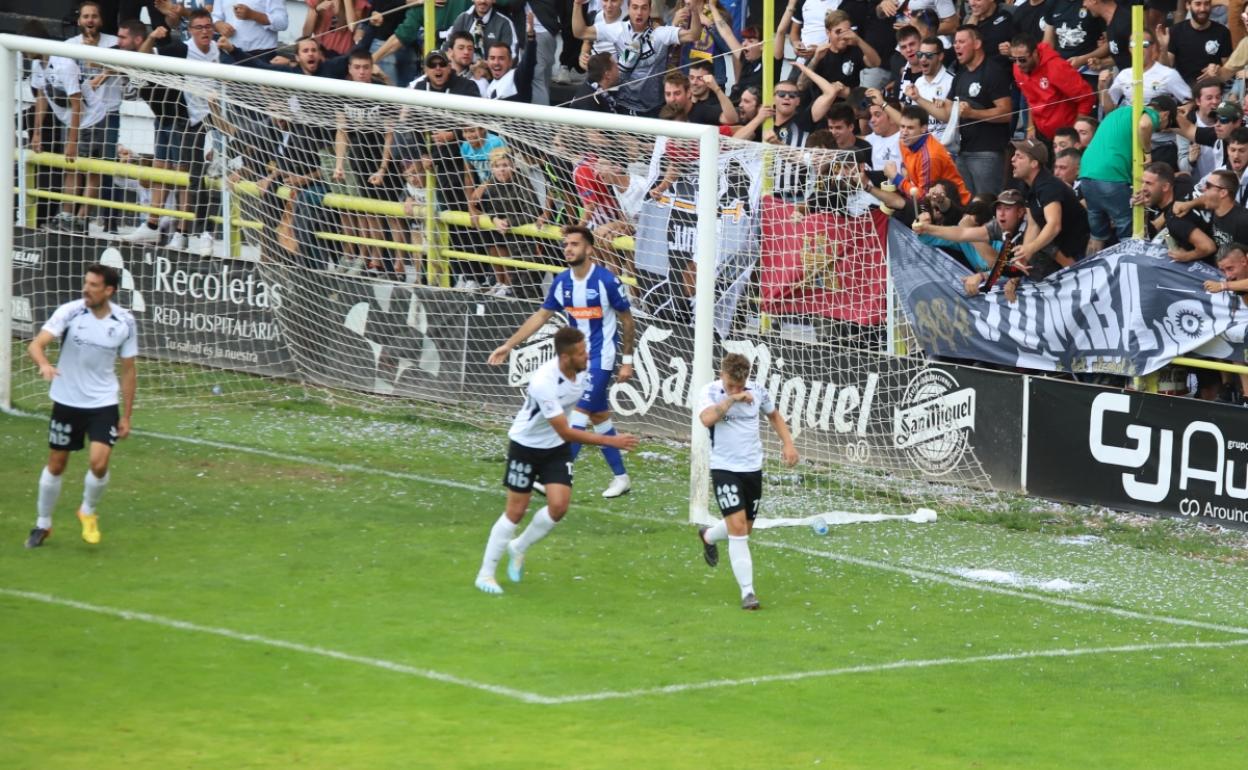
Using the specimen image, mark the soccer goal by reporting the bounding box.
[0,34,992,526]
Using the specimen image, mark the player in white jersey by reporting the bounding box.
[695,353,798,610]
[25,265,138,548]
[475,327,639,595]
[488,225,637,498]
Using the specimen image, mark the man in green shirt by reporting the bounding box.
[1079,95,1175,253]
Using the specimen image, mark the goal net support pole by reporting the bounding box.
[1,47,15,412]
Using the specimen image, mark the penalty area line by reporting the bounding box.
[542,638,1248,704]
[0,588,559,705]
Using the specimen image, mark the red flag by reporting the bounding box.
[759,198,888,325]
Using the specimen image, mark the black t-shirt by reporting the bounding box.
[950,57,1012,152]
[1106,4,1134,69]
[1209,204,1248,249]
[843,0,897,70]
[772,106,819,196]
[975,6,1017,71]
[1167,20,1232,84]
[1027,169,1090,260]
[688,94,725,125]
[813,45,865,89]
[1013,0,1049,40]
[1044,0,1104,60]
[571,80,620,113]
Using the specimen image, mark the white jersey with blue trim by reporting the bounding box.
[697,379,775,473]
[41,299,138,409]
[508,357,588,449]
[542,264,630,371]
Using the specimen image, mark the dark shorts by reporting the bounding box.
[576,367,615,414]
[711,469,763,520]
[503,440,574,493]
[154,121,190,165]
[48,402,119,451]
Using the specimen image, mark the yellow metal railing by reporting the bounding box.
[21,150,637,286]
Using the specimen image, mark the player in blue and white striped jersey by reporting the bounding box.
[695,353,798,610]
[488,225,637,498]
[475,327,639,595]
[25,264,138,549]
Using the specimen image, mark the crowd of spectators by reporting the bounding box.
[20,0,1248,397]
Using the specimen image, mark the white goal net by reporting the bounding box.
[1,35,996,523]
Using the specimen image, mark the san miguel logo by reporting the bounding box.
[507,322,562,387]
[893,369,975,475]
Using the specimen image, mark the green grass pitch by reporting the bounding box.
[1,398,1246,769]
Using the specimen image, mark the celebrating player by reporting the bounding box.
[475,327,639,595]
[695,353,798,610]
[488,225,637,498]
[25,264,138,548]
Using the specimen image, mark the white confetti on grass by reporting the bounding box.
[953,568,1088,593]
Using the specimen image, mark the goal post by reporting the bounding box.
[1,33,998,526]
[0,33,722,517]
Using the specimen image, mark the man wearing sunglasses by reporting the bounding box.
[1173,168,1248,252]
[899,37,952,141]
[1101,30,1190,114]
[1009,34,1093,143]
[1173,98,1243,176]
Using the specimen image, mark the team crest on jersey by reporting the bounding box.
[1078,8,1086,17]
[1109,40,1119,54]
[1207,40,1221,55]
[586,288,600,300]
[842,61,854,75]
[1039,77,1050,90]
[968,82,981,97]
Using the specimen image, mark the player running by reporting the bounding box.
[475,327,639,595]
[695,353,798,610]
[488,224,637,498]
[25,264,138,548]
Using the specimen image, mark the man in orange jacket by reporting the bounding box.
[1010,34,1095,142]
[893,104,971,204]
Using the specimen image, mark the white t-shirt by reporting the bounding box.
[595,20,682,111]
[1108,63,1192,106]
[65,33,123,114]
[866,131,902,172]
[41,299,138,409]
[508,357,587,449]
[698,378,775,473]
[912,67,954,138]
[796,0,841,46]
[31,58,112,129]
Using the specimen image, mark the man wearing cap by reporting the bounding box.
[1009,34,1094,142]
[1177,99,1245,174]
[912,189,1029,295]
[409,50,482,97]
[1011,138,1089,274]
[1080,96,1171,251]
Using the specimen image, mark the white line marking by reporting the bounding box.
[541,638,1248,704]
[7,412,1248,704]
[764,541,1248,636]
[0,588,558,705]
[8,412,1248,635]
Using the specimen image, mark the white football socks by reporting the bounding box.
[511,506,558,554]
[478,513,518,580]
[702,520,728,544]
[36,466,62,529]
[81,470,110,515]
[728,535,754,598]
